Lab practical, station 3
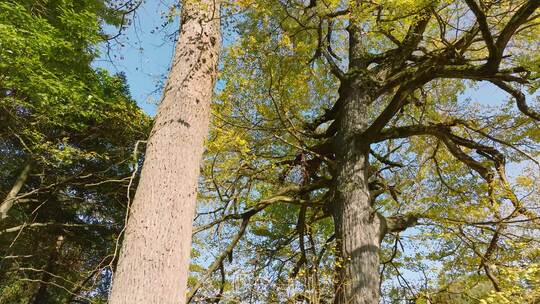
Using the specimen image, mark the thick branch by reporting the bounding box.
[390,9,432,70]
[322,49,346,81]
[371,123,493,179]
[493,0,540,68]
[491,80,540,121]
[362,88,410,139]
[378,213,419,242]
[464,0,496,63]
[290,206,308,278]
[373,123,539,223]
[0,162,31,219]
[480,227,502,291]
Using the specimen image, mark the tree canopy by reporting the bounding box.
[1,0,539,303]
[0,1,149,303]
[189,0,540,303]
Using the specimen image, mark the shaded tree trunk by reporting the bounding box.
[108,1,220,303]
[29,235,65,304]
[332,79,381,304]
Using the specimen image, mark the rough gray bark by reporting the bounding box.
[0,162,31,219]
[108,1,220,303]
[332,81,381,304]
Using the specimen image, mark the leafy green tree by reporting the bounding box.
[189,0,540,303]
[0,1,150,302]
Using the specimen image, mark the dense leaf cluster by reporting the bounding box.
[0,1,150,303]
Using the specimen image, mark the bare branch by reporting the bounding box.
[464,0,496,62]
[187,216,250,302]
[1,162,32,219]
[491,80,540,121]
[493,0,540,68]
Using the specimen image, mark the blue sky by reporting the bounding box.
[96,0,517,118]
[96,0,179,116]
[96,0,522,113]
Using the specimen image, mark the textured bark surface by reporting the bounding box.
[108,1,220,303]
[332,82,380,304]
[0,162,31,219]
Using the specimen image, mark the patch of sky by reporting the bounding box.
[94,1,241,117]
[94,0,181,116]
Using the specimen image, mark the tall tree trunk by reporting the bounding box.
[332,81,381,304]
[29,235,65,304]
[108,1,220,303]
[0,162,31,219]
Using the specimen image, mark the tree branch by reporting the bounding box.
[193,179,330,235]
[1,162,32,219]
[493,0,540,69]
[187,216,250,303]
[0,222,107,236]
[490,80,540,121]
[464,0,496,63]
[378,213,419,243]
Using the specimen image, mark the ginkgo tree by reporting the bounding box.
[189,0,540,303]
